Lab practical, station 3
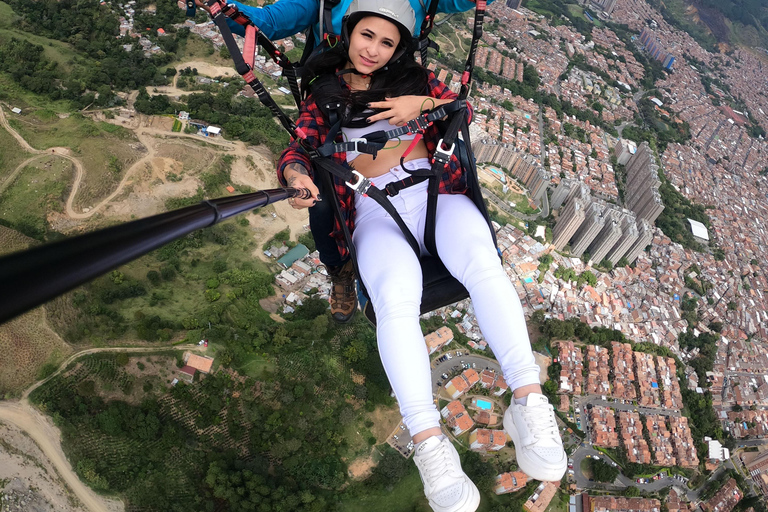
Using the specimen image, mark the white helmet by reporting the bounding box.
[343,0,417,62]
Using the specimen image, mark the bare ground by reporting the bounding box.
[347,451,376,481]
[0,421,90,512]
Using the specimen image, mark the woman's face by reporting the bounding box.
[347,16,401,74]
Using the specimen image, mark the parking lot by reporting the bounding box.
[387,421,414,457]
[430,350,502,394]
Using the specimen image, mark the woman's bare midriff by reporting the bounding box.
[351,138,430,178]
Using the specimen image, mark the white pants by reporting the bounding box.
[352,159,541,436]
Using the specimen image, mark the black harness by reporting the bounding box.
[195,0,497,322]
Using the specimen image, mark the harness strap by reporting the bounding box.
[204,0,304,108]
[315,100,464,158]
[424,108,466,257]
[460,0,487,99]
[418,0,440,65]
[313,158,422,256]
[205,0,301,138]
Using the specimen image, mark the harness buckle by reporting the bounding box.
[345,170,373,196]
[348,138,367,154]
[433,139,455,164]
[406,117,429,134]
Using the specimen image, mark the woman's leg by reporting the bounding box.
[432,194,540,391]
[352,206,441,436]
[432,194,566,483]
[353,168,481,512]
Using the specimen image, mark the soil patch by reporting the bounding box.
[369,403,403,443]
[347,452,376,481]
[534,352,551,385]
[0,421,96,512]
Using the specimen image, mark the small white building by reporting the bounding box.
[687,218,710,241]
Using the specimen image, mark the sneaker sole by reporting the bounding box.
[331,309,356,323]
[503,409,567,482]
[428,478,480,512]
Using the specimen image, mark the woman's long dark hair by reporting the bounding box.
[300,18,431,125]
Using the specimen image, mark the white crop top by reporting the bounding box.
[341,118,417,162]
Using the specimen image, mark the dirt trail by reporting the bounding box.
[0,105,83,197]
[0,401,115,512]
[0,344,204,512]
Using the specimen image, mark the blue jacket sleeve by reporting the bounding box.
[436,0,496,14]
[224,0,319,40]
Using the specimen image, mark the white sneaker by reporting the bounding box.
[413,436,481,512]
[503,393,567,482]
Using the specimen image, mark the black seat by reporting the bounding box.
[362,255,469,326]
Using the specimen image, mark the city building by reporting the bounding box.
[623,218,654,264]
[588,0,618,16]
[440,400,475,435]
[495,471,528,494]
[524,482,558,512]
[625,142,665,224]
[550,178,578,211]
[588,209,622,264]
[445,368,480,399]
[606,213,640,264]
[615,138,638,165]
[425,326,454,354]
[469,428,507,451]
[552,197,586,250]
[570,202,607,257]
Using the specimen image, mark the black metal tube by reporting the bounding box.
[0,188,306,325]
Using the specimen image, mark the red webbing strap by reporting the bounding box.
[215,0,302,107]
[244,25,257,69]
[398,133,424,169]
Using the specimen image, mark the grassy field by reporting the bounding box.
[0,226,73,397]
[7,111,140,210]
[565,4,604,27]
[233,352,275,379]
[0,307,73,397]
[174,34,234,67]
[0,155,73,239]
[341,470,429,512]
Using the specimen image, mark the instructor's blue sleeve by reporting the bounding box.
[224,0,319,40]
[436,0,496,14]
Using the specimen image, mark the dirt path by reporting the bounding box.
[0,344,204,512]
[0,105,83,197]
[0,401,116,512]
[3,99,308,235]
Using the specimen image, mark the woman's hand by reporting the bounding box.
[366,96,452,126]
[284,164,320,209]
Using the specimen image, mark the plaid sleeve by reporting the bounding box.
[426,71,473,124]
[277,95,325,185]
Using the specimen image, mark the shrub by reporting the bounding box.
[146,270,161,285]
[160,266,176,281]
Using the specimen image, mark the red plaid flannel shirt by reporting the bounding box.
[277,70,473,259]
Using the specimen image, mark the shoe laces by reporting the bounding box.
[519,404,559,443]
[418,442,455,489]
